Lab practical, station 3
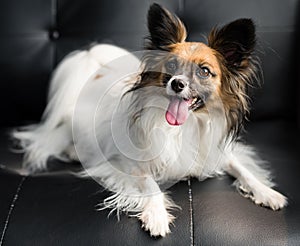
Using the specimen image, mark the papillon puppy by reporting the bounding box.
[13,4,287,237]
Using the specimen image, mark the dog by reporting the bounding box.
[13,3,287,237]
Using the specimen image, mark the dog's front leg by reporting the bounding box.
[138,189,176,237]
[101,170,177,237]
[225,153,287,210]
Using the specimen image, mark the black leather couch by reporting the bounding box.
[0,0,299,245]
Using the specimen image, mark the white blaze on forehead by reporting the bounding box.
[170,75,189,82]
[190,44,199,52]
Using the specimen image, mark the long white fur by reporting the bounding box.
[13,45,130,170]
[12,44,287,237]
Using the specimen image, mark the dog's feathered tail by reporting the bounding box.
[12,44,130,171]
[12,122,72,171]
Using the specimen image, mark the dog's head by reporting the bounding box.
[131,4,258,137]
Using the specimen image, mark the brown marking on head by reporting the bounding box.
[207,19,259,137]
[169,42,222,85]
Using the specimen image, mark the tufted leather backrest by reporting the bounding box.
[0,0,298,126]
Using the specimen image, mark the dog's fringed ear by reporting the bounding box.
[208,19,256,70]
[146,3,187,50]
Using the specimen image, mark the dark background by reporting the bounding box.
[0,0,299,127]
[0,1,299,245]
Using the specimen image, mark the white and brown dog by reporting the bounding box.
[13,4,287,237]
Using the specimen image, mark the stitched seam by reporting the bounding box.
[0,176,26,246]
[178,0,185,15]
[188,178,194,246]
[51,0,58,69]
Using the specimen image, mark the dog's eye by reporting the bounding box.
[196,67,211,79]
[165,60,177,72]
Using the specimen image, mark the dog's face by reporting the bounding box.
[162,43,222,125]
[132,4,258,135]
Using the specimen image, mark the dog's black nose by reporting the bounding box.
[171,79,186,93]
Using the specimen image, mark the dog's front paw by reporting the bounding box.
[139,203,174,237]
[251,186,288,210]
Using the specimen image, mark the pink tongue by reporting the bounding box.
[165,97,189,126]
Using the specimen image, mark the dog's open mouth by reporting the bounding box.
[165,96,204,126]
[187,96,204,111]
